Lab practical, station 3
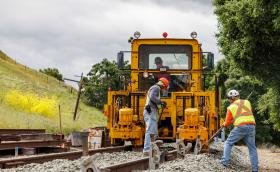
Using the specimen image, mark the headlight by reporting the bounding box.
[134,31,141,39]
[190,31,197,39]
[128,37,134,43]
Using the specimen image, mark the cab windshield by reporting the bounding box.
[138,45,192,70]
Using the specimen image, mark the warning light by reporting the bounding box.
[162,32,168,38]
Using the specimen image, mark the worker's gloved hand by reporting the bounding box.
[145,105,151,113]
[161,101,167,108]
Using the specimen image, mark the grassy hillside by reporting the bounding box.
[0,50,106,134]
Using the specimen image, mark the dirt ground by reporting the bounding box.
[237,146,280,172]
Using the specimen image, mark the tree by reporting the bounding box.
[215,58,279,144]
[39,68,63,81]
[257,89,280,132]
[214,0,280,86]
[83,59,130,109]
[214,0,280,131]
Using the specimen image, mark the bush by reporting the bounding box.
[39,68,63,81]
[4,90,57,118]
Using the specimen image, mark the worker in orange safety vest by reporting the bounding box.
[220,89,258,172]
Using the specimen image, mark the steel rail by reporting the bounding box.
[0,145,131,169]
[0,140,65,150]
[98,149,179,172]
[99,157,149,172]
[0,129,45,135]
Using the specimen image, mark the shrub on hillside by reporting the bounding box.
[4,90,57,118]
[39,68,63,81]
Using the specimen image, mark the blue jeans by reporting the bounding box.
[143,108,158,152]
[221,124,258,171]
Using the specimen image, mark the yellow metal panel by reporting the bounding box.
[118,108,133,125]
[184,108,199,126]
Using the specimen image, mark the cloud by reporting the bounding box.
[0,0,220,85]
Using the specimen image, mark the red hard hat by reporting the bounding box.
[159,77,169,87]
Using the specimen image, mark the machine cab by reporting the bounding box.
[118,32,214,95]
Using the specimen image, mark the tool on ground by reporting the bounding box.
[198,126,224,154]
[207,126,224,144]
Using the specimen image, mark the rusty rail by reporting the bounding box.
[0,145,131,169]
[100,157,149,172]
[0,129,45,135]
[0,140,65,150]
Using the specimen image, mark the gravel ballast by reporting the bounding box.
[1,140,252,172]
[1,151,143,172]
[145,140,251,172]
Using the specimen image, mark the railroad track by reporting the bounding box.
[96,150,178,172]
[0,129,189,171]
[0,140,66,150]
[0,129,46,135]
[0,144,181,171]
[98,157,149,172]
[0,128,67,157]
[0,145,132,169]
[81,144,185,172]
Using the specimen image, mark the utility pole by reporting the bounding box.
[58,105,62,134]
[73,73,83,120]
[64,73,83,121]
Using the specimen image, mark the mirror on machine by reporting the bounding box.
[203,52,214,70]
[117,52,124,69]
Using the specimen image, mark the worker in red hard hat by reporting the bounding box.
[142,77,169,156]
[158,77,169,89]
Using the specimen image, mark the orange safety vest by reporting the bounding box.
[227,99,256,126]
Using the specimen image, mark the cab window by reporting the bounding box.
[138,45,192,70]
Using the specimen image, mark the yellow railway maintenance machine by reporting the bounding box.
[104,31,220,152]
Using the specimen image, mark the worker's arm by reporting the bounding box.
[223,109,233,127]
[149,86,161,105]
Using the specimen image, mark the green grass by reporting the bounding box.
[0,50,106,134]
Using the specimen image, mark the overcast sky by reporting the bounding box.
[0,0,221,86]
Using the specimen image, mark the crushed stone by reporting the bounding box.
[1,140,252,172]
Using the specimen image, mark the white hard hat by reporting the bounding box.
[227,90,239,98]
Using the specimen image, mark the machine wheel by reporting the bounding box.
[176,139,186,157]
[149,142,161,170]
[194,137,202,155]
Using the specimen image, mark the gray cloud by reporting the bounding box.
[0,0,220,86]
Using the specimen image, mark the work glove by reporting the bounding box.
[161,101,167,108]
[145,105,152,114]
